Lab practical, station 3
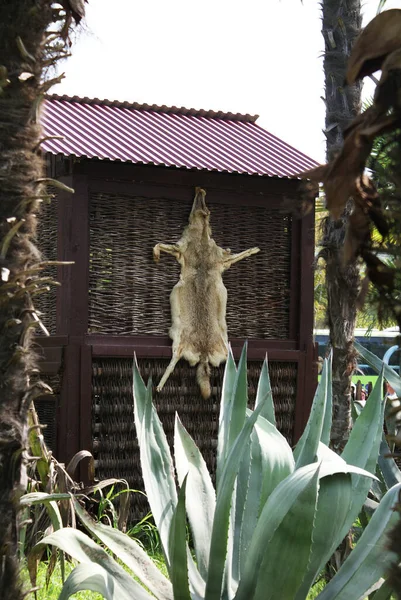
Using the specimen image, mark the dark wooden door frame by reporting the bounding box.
[41,160,315,463]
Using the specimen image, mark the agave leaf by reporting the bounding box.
[174,415,216,580]
[253,411,295,508]
[24,492,67,589]
[216,346,237,487]
[252,467,320,600]
[231,439,251,587]
[235,463,320,600]
[232,408,294,585]
[169,476,191,600]
[58,562,129,600]
[295,472,354,600]
[378,438,401,489]
[217,344,248,490]
[255,356,276,426]
[72,496,173,600]
[204,403,263,600]
[293,358,329,468]
[133,361,205,598]
[236,459,375,600]
[354,341,401,397]
[228,343,248,448]
[368,579,394,600]
[30,528,153,599]
[316,483,401,600]
[338,370,385,542]
[20,492,66,531]
[321,351,333,446]
[133,355,148,433]
[316,442,346,465]
[133,372,177,566]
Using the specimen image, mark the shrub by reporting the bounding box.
[29,346,401,599]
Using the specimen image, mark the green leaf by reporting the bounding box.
[227,343,248,450]
[20,492,65,532]
[204,403,264,600]
[354,341,401,397]
[338,369,386,543]
[378,438,401,489]
[133,360,205,598]
[133,371,177,566]
[174,415,216,580]
[251,410,294,509]
[30,528,153,600]
[235,463,320,600]
[58,562,124,600]
[294,358,329,468]
[370,579,394,600]
[255,356,276,426]
[321,351,332,446]
[216,346,237,487]
[220,344,249,484]
[236,460,375,600]
[169,476,191,600]
[316,483,401,600]
[295,472,354,600]
[234,409,295,582]
[72,496,173,600]
[252,467,319,600]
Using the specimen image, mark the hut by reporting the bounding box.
[35,94,317,504]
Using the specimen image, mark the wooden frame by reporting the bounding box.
[36,158,316,462]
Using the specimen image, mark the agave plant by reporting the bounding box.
[29,345,401,599]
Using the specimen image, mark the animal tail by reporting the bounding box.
[196,360,211,399]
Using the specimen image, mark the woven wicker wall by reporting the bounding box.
[92,357,297,519]
[35,192,58,335]
[89,193,292,338]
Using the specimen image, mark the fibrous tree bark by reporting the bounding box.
[0,2,84,598]
[321,0,362,450]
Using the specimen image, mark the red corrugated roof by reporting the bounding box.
[40,95,318,177]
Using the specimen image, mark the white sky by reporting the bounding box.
[54,0,401,164]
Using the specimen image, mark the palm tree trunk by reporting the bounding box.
[0,2,80,597]
[321,0,362,450]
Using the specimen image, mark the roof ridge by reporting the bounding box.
[45,93,259,123]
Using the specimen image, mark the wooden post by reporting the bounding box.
[293,208,316,441]
[56,173,91,463]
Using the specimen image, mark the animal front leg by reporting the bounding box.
[223,246,260,269]
[153,243,181,262]
[156,345,183,392]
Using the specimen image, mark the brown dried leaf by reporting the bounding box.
[362,251,395,291]
[374,48,401,111]
[346,9,401,84]
[325,128,373,219]
[344,203,370,263]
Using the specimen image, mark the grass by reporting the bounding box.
[20,556,329,599]
[21,560,102,599]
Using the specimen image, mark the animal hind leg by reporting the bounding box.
[156,345,183,392]
[223,246,260,269]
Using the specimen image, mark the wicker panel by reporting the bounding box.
[92,357,297,520]
[34,192,58,334]
[89,193,291,338]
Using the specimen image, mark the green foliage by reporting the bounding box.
[28,348,400,599]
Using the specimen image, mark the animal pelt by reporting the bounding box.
[153,188,260,398]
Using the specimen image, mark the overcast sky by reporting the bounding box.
[54,0,400,163]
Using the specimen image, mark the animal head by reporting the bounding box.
[188,188,211,237]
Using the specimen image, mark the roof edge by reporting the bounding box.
[45,93,259,123]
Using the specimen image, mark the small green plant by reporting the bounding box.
[29,345,401,599]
